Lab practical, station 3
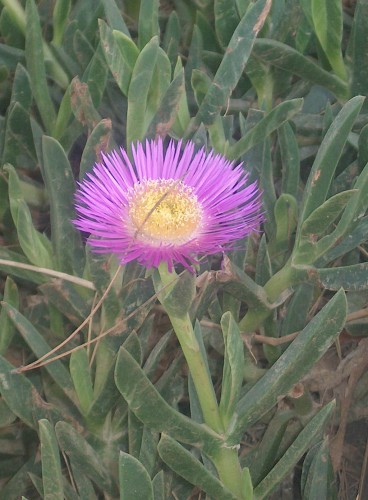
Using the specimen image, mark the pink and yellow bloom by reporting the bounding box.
[73,139,263,269]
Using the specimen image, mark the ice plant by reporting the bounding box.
[73,138,263,499]
[73,138,263,270]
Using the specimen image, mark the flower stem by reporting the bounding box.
[212,446,245,499]
[158,264,246,498]
[166,312,223,433]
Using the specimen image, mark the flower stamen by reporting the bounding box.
[127,179,203,245]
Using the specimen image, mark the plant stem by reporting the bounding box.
[158,264,246,498]
[212,446,245,499]
[166,312,223,433]
[238,261,295,333]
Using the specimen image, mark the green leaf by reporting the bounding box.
[146,69,185,139]
[0,355,60,429]
[216,257,273,310]
[119,452,154,500]
[146,48,171,126]
[193,0,272,128]
[70,348,94,415]
[297,160,368,264]
[52,0,71,45]
[278,122,300,198]
[228,290,346,444]
[138,0,159,49]
[315,263,368,291]
[0,277,19,354]
[0,398,16,427]
[41,135,85,275]
[128,409,144,459]
[301,439,337,500]
[152,470,165,500]
[271,194,298,258]
[170,60,190,132]
[253,402,336,499]
[280,284,314,337]
[259,136,277,236]
[25,0,56,133]
[298,96,364,228]
[2,102,37,170]
[300,190,358,238]
[247,411,294,487]
[320,216,368,265]
[5,165,53,268]
[99,20,138,96]
[157,434,237,500]
[154,269,196,318]
[346,0,368,96]
[138,427,159,477]
[39,419,64,500]
[126,37,159,145]
[219,312,244,427]
[55,421,116,495]
[101,0,130,35]
[162,11,181,68]
[2,302,77,404]
[114,347,223,457]
[0,247,45,285]
[0,456,39,500]
[82,43,108,110]
[251,39,348,99]
[311,0,346,80]
[10,63,32,110]
[68,460,97,500]
[69,76,101,129]
[0,43,25,72]
[255,235,272,286]
[16,200,53,268]
[228,99,303,161]
[39,280,92,326]
[214,0,239,48]
[79,118,113,180]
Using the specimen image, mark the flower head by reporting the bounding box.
[73,139,263,270]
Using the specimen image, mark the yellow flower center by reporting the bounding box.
[127,179,203,245]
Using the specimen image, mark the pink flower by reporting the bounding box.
[73,139,263,270]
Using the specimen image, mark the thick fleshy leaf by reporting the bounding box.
[214,0,239,48]
[298,96,364,228]
[0,355,61,429]
[39,420,64,500]
[138,0,159,49]
[219,312,244,426]
[157,434,237,500]
[193,0,272,128]
[55,421,117,495]
[315,263,368,291]
[25,0,56,133]
[0,277,19,354]
[228,290,346,444]
[114,347,223,457]
[2,303,77,404]
[119,451,154,500]
[70,348,94,415]
[126,37,159,145]
[228,99,303,161]
[301,438,337,500]
[252,39,348,99]
[311,0,346,80]
[253,402,336,499]
[41,136,85,275]
[99,19,138,96]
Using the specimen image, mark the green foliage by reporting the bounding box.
[0,0,367,498]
